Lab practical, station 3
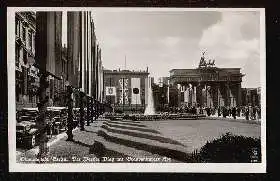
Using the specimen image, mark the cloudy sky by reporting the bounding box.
[85,10,261,88]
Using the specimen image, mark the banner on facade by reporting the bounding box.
[119,78,129,104]
[105,86,116,96]
[131,78,141,105]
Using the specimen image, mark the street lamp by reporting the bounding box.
[65,80,74,141]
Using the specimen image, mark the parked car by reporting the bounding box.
[17,107,53,138]
[47,107,68,134]
[16,121,40,148]
[18,108,38,122]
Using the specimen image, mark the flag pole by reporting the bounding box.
[125,55,126,70]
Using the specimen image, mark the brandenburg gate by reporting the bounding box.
[169,52,244,108]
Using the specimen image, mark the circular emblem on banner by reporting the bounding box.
[108,87,113,94]
[133,88,139,94]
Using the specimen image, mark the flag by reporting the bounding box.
[131,78,141,105]
[106,86,116,96]
[119,78,129,104]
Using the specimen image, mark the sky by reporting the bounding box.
[63,10,262,88]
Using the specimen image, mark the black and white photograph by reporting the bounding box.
[7,7,266,172]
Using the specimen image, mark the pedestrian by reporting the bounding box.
[253,106,257,120]
[218,107,221,117]
[206,107,211,116]
[232,107,236,119]
[222,107,226,118]
[237,107,241,117]
[245,106,249,120]
[257,106,261,120]
[228,107,232,117]
[249,106,253,120]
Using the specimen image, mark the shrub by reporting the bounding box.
[199,132,261,162]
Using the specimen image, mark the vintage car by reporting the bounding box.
[47,107,68,134]
[19,108,38,121]
[18,108,53,137]
[16,121,40,148]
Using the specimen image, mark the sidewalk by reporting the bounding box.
[17,118,195,163]
[17,121,103,163]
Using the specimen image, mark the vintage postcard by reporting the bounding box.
[7,7,266,172]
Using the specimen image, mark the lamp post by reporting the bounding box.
[79,89,85,131]
[86,95,90,126]
[36,71,49,158]
[65,80,74,141]
[91,97,94,123]
[122,78,125,113]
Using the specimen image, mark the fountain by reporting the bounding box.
[144,77,155,115]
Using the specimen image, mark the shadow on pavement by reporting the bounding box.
[101,124,185,146]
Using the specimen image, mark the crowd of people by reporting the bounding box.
[163,104,261,121]
[216,105,261,120]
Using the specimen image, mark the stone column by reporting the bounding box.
[196,84,203,107]
[193,86,197,106]
[177,84,181,108]
[237,83,241,107]
[184,86,189,104]
[167,80,170,105]
[189,84,192,107]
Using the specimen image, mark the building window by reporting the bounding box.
[28,30,32,51]
[15,45,20,68]
[16,79,20,102]
[16,19,20,37]
[22,26,26,44]
[23,50,27,64]
[29,94,33,103]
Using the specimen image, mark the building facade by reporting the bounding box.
[15,12,39,110]
[169,53,244,108]
[15,10,105,118]
[241,87,261,107]
[103,69,149,113]
[67,11,104,107]
[15,12,70,110]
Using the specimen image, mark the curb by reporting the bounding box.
[19,127,79,157]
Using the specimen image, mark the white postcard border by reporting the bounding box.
[7,7,266,173]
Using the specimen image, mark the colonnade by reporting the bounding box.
[176,82,241,108]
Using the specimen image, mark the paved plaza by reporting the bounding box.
[143,118,261,153]
[16,117,261,163]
